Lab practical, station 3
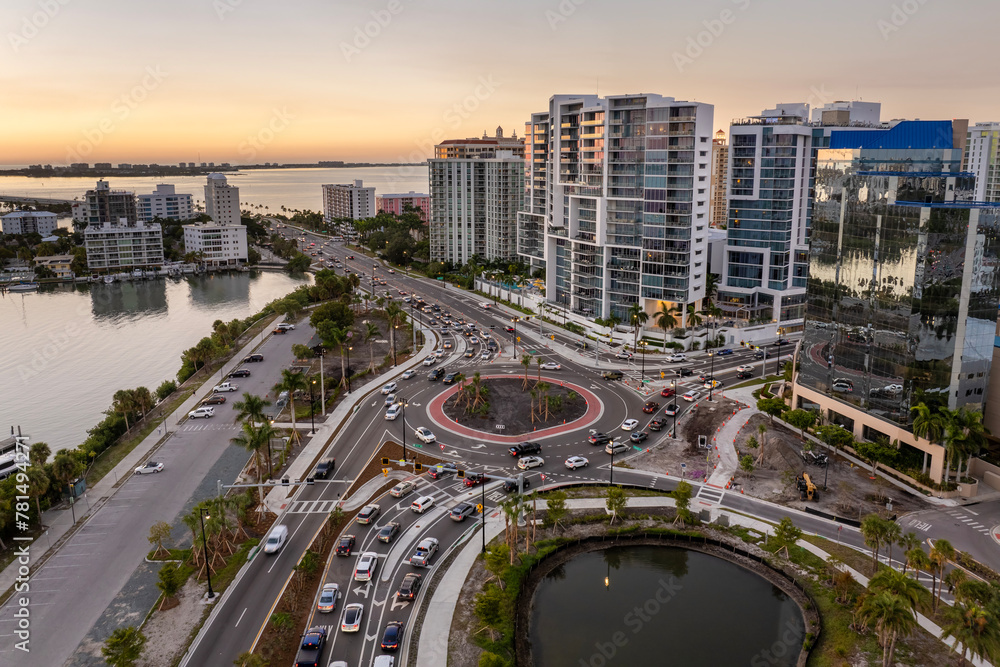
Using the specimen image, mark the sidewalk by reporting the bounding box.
[0,315,283,598]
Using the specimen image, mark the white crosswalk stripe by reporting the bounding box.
[286,500,341,514]
[696,486,725,505]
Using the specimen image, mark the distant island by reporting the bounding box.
[1,162,428,178]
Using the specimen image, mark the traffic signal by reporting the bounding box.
[381,457,390,465]
[740,340,745,347]
[414,462,424,472]
[457,469,466,478]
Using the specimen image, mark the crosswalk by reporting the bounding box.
[696,485,725,505]
[179,422,240,432]
[287,499,345,514]
[943,508,994,536]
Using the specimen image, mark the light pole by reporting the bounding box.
[393,324,399,366]
[309,380,316,434]
[481,479,487,553]
[610,440,616,486]
[410,300,417,348]
[671,379,677,437]
[267,420,275,479]
[708,351,716,402]
[400,396,408,462]
[346,346,352,393]
[511,316,520,358]
[775,327,785,377]
[200,509,215,599]
[639,341,648,386]
[319,350,326,415]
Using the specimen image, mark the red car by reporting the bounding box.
[464,472,487,487]
[660,387,675,398]
[643,401,660,413]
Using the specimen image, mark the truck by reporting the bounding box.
[409,537,439,567]
[212,381,239,393]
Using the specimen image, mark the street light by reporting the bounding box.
[393,324,399,366]
[309,380,316,434]
[610,440,617,486]
[267,419,276,479]
[200,509,215,599]
[400,396,408,462]
[511,316,520,358]
[708,350,716,402]
[346,346,352,393]
[775,327,785,377]
[639,341,648,386]
[671,379,677,437]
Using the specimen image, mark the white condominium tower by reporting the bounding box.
[963,122,1000,202]
[517,94,714,324]
[204,173,241,226]
[322,179,376,225]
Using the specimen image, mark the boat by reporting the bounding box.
[104,275,115,284]
[8,282,39,292]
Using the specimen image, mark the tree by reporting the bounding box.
[520,354,532,390]
[147,520,173,559]
[672,480,693,526]
[25,467,49,525]
[654,302,680,350]
[285,253,311,272]
[816,424,854,450]
[867,567,927,612]
[29,441,51,467]
[291,343,314,359]
[855,439,899,480]
[363,321,381,372]
[861,514,890,570]
[829,563,856,604]
[269,611,293,634]
[317,323,350,391]
[855,591,916,667]
[545,491,568,531]
[482,543,510,588]
[230,422,270,505]
[739,454,755,478]
[605,486,627,524]
[940,602,1000,667]
[233,651,267,667]
[757,397,787,425]
[156,562,182,610]
[52,449,83,496]
[930,539,956,612]
[155,380,177,402]
[628,303,648,350]
[274,369,308,441]
[101,626,147,667]
[773,517,802,558]
[784,409,817,440]
[232,393,271,425]
[685,303,703,327]
[474,585,506,640]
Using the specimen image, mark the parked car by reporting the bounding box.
[188,406,215,419]
[313,458,335,479]
[414,427,436,443]
[335,534,355,556]
[565,456,589,470]
[450,503,475,521]
[377,522,401,543]
[389,480,417,498]
[356,504,380,525]
[272,327,288,335]
[340,603,364,632]
[517,455,545,470]
[832,382,853,393]
[409,537,439,567]
[508,441,542,457]
[212,381,238,393]
[294,627,327,667]
[316,583,340,613]
[228,368,251,378]
[643,401,660,413]
[243,354,264,363]
[397,573,422,600]
[134,461,164,475]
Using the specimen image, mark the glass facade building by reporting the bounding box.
[794,120,1000,481]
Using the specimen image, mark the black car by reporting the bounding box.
[243,353,264,363]
[443,372,459,384]
[508,441,542,457]
[314,458,335,479]
[427,463,457,479]
[752,351,765,360]
[676,368,693,377]
[397,573,422,600]
[502,478,531,493]
[335,534,355,556]
[737,370,754,379]
[294,627,327,667]
[649,417,667,431]
[588,433,611,446]
[228,368,251,378]
[381,621,404,651]
[377,522,401,543]
[630,431,648,443]
[428,367,445,381]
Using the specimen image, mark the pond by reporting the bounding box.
[529,545,805,666]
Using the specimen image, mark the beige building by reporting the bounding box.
[34,254,74,279]
[204,174,241,226]
[322,179,376,225]
[709,129,728,229]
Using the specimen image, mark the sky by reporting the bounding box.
[3,0,999,165]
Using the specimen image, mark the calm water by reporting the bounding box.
[0,272,309,451]
[530,546,805,667]
[0,166,429,213]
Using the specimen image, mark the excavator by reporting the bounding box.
[796,472,818,501]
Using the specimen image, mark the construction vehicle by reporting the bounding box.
[796,472,818,501]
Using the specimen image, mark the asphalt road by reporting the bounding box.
[0,321,314,667]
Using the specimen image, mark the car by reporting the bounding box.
[605,441,629,455]
[664,403,680,416]
[381,621,404,652]
[403,296,412,303]
[502,478,531,493]
[415,427,436,443]
[212,381,238,392]
[773,338,790,346]
[480,351,490,360]
[409,537,439,566]
[341,603,364,633]
[335,534,355,556]
[712,348,734,356]
[469,336,480,344]
[676,368,694,377]
[602,370,624,381]
[509,441,542,457]
[665,353,687,362]
[565,456,589,470]
[518,455,545,470]
[347,255,355,260]
[450,503,475,521]
[277,323,295,331]
[422,355,437,366]
[660,387,675,398]
[588,432,611,445]
[384,393,398,407]
[832,378,854,389]
[443,372,460,384]
[643,401,660,413]
[356,504,380,525]
[649,417,668,431]
[427,463,457,479]
[464,472,487,487]
[134,461,164,475]
[314,458,335,479]
[737,371,754,380]
[380,381,398,395]
[377,522,401,543]
[354,552,378,582]
[699,374,716,383]
[401,369,417,380]
[630,431,648,443]
[736,365,754,373]
[752,350,765,360]
[188,406,215,419]
[272,327,288,334]
[294,627,327,667]
[621,419,639,431]
[317,583,340,613]
[683,391,701,402]
[703,380,723,389]
[464,350,476,358]
[443,340,453,349]
[397,572,422,601]
[832,382,853,393]
[390,480,417,498]
[388,268,395,274]
[433,348,445,358]
[428,367,445,380]
[615,351,633,360]
[540,361,562,370]
[228,368,251,378]
[263,525,288,554]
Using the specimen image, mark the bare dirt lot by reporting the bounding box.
[443,377,587,436]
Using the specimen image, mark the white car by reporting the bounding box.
[470,337,479,344]
[565,456,589,470]
[665,353,687,362]
[422,356,437,366]
[683,391,702,402]
[615,351,633,360]
[605,441,630,455]
[390,480,418,498]
[380,382,398,395]
[385,393,398,407]
[354,551,379,582]
[385,403,402,421]
[540,361,562,370]
[414,427,436,444]
[621,419,639,431]
[433,349,445,358]
[276,323,295,331]
[517,455,545,470]
[341,603,364,633]
[188,406,215,419]
[401,369,417,380]
[134,461,164,475]
[736,365,754,373]
[212,382,239,393]
[480,351,490,360]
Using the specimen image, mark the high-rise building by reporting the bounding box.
[428,128,525,264]
[962,121,1000,202]
[793,119,999,484]
[84,221,164,273]
[138,184,195,222]
[377,192,430,221]
[517,94,714,323]
[204,174,241,226]
[1,211,58,236]
[182,221,248,267]
[719,101,883,331]
[75,179,138,229]
[322,179,376,226]
[709,129,728,229]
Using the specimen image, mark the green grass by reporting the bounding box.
[728,374,782,390]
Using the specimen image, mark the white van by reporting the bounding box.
[410,496,435,513]
[372,656,395,667]
[263,525,288,554]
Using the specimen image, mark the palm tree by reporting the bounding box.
[867,568,928,612]
[384,302,405,362]
[111,389,138,430]
[897,532,921,574]
[883,520,902,566]
[686,303,703,327]
[949,408,987,483]
[654,302,680,350]
[861,514,888,570]
[906,547,932,583]
[232,393,271,425]
[535,356,543,386]
[230,422,270,505]
[855,591,917,667]
[322,325,350,391]
[930,539,956,612]
[628,303,648,350]
[520,354,532,390]
[704,272,720,304]
[363,321,380,372]
[274,369,308,442]
[940,602,1000,666]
